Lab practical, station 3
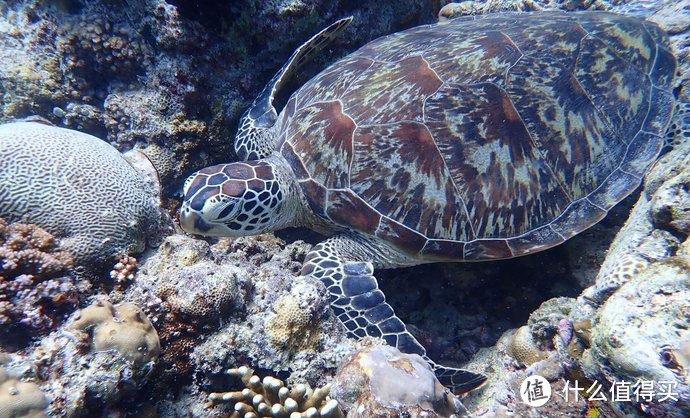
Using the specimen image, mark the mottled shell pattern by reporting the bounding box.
[276,11,676,261]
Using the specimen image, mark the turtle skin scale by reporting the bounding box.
[271,11,676,261]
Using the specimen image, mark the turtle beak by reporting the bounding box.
[179,206,213,234]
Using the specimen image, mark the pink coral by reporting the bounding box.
[0,218,77,337]
[110,255,137,284]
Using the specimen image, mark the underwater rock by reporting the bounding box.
[0,122,164,266]
[576,255,690,417]
[208,365,344,418]
[0,217,79,342]
[330,341,464,417]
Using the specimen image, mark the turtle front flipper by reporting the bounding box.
[235,16,353,161]
[302,234,487,394]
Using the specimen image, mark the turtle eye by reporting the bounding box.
[215,200,240,222]
[660,347,679,369]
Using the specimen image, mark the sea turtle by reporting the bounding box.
[180,11,678,392]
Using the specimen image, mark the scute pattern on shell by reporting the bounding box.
[281,11,676,261]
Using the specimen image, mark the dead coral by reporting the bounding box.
[208,366,344,418]
[0,218,77,336]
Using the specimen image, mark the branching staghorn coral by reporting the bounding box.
[208,366,344,418]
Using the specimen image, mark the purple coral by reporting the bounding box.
[557,318,574,346]
[0,218,78,339]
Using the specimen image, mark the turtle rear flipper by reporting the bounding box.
[235,17,353,161]
[432,363,487,394]
[302,234,487,393]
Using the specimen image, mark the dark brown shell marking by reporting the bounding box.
[281,11,676,260]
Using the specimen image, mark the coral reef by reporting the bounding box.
[2,300,161,417]
[330,341,464,417]
[0,1,687,417]
[0,217,77,340]
[111,233,353,414]
[0,122,164,266]
[208,366,344,418]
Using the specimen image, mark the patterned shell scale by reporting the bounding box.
[278,11,677,261]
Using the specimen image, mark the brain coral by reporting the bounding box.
[507,325,549,366]
[0,122,162,265]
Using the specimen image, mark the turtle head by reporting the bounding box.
[180,159,295,236]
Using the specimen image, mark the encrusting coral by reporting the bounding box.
[267,292,322,352]
[0,217,77,336]
[69,300,160,365]
[0,362,48,418]
[208,366,344,418]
